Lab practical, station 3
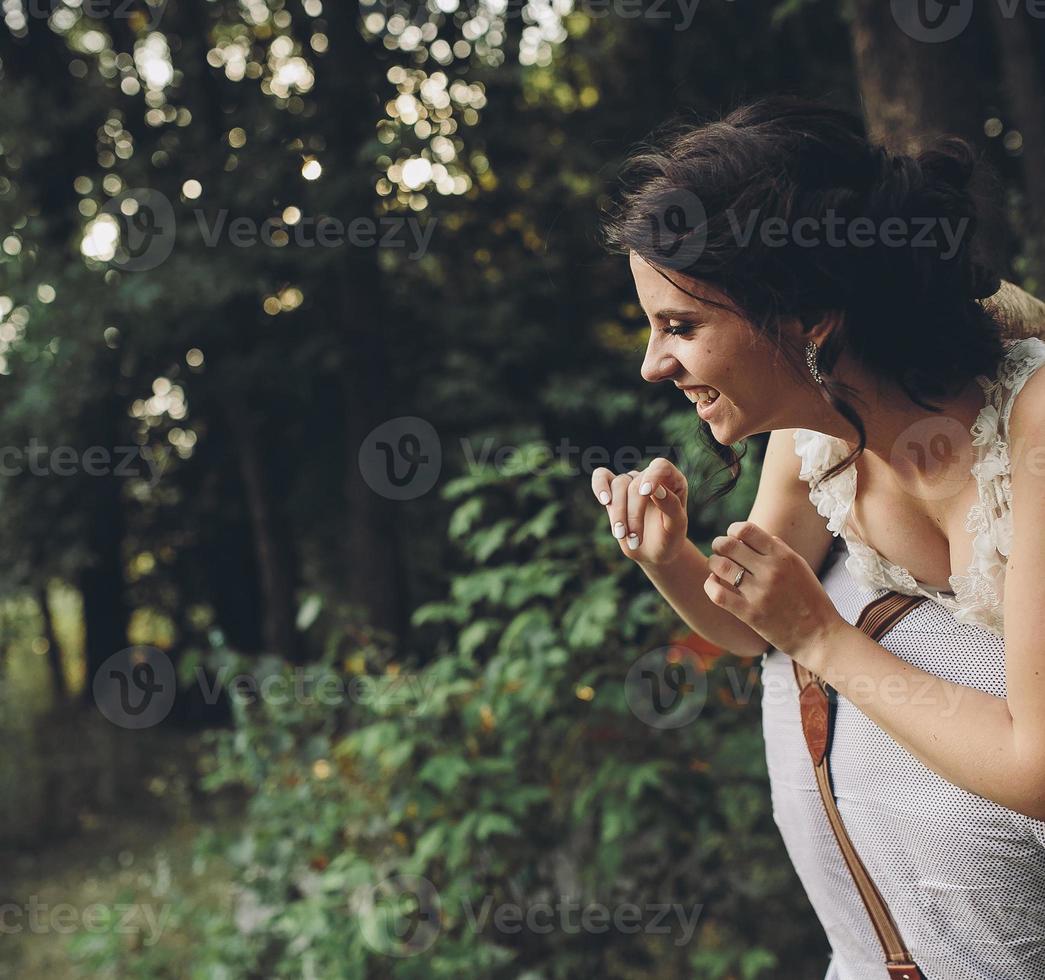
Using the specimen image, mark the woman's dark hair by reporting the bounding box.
[600,94,1012,502]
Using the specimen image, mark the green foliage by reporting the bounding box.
[71,442,826,978]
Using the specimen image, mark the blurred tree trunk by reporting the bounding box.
[201,514,266,654]
[184,394,267,653]
[80,482,130,705]
[223,392,301,661]
[80,366,131,706]
[987,3,1045,282]
[317,3,410,643]
[0,609,9,677]
[37,583,67,703]
[847,0,1013,273]
[340,278,410,642]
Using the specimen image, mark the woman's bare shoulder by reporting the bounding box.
[747,428,836,579]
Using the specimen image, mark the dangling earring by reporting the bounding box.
[805,340,823,385]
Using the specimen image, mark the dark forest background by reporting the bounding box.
[1,0,1043,976]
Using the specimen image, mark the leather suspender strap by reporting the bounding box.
[791,590,928,980]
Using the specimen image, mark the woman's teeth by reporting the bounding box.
[695,389,719,405]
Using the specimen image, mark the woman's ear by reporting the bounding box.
[797,308,844,347]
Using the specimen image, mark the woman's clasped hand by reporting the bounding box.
[590,456,690,566]
[590,457,843,658]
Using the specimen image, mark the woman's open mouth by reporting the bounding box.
[695,390,721,419]
[681,385,721,418]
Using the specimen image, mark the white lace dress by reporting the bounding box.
[759,337,1045,979]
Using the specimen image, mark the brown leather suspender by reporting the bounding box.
[791,590,928,980]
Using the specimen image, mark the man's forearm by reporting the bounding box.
[984,279,1045,338]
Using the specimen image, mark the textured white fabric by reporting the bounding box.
[761,538,1045,980]
[791,336,1045,638]
[765,339,1045,977]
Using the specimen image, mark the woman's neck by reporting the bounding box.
[813,372,987,486]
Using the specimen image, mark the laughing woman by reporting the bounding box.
[592,95,1045,980]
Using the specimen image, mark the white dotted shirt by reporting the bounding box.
[761,538,1045,979]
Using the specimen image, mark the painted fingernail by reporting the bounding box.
[613,522,626,539]
[627,534,639,549]
[654,485,666,499]
[639,482,651,495]
[599,491,611,505]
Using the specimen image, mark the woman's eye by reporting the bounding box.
[663,320,695,336]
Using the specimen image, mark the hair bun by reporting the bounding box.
[864,136,977,213]
[861,136,997,304]
[967,261,1001,300]
[917,135,977,194]
[919,138,1000,302]
[862,146,921,217]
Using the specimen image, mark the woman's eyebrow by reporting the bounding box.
[651,307,703,320]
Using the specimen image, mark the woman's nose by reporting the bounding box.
[640,337,678,384]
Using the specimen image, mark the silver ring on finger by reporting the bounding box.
[733,567,746,588]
